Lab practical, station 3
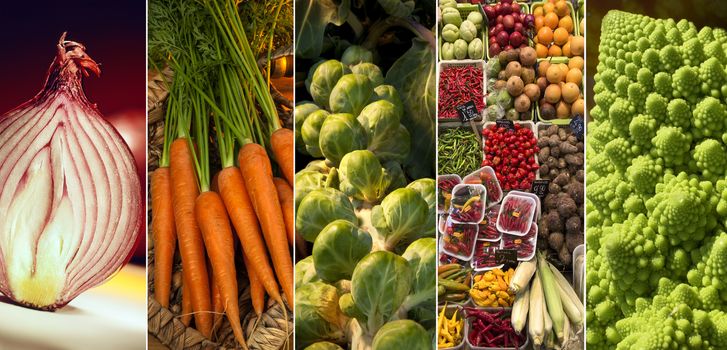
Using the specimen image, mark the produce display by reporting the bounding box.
[586,10,727,350]
[439,2,486,60]
[439,263,473,304]
[449,184,486,223]
[442,220,478,258]
[438,127,482,176]
[294,1,436,348]
[482,123,539,191]
[439,64,485,120]
[537,58,585,120]
[533,0,583,58]
[482,1,535,58]
[438,306,465,348]
[465,308,527,348]
[485,48,540,121]
[502,224,537,260]
[470,268,515,307]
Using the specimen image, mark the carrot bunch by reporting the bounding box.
[149,1,293,348]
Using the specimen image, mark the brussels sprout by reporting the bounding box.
[441,42,455,60]
[468,38,484,59]
[371,188,429,250]
[329,74,374,117]
[305,159,332,173]
[318,113,368,165]
[296,256,320,289]
[338,150,390,202]
[459,20,477,42]
[406,179,436,238]
[304,342,344,350]
[313,220,372,282]
[357,100,411,163]
[371,320,431,350]
[371,85,405,119]
[453,39,468,60]
[305,60,325,93]
[295,282,347,349]
[302,110,331,158]
[309,60,350,109]
[341,45,374,66]
[351,251,412,333]
[351,62,385,87]
[296,188,357,242]
[441,24,459,43]
[295,170,327,209]
[383,161,407,194]
[400,238,437,309]
[467,10,484,31]
[295,102,321,155]
[338,293,366,321]
[441,7,462,27]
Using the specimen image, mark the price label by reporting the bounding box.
[456,100,481,122]
[496,119,515,130]
[531,179,550,202]
[496,249,518,266]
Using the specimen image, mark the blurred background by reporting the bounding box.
[586,0,727,111]
[0,1,146,349]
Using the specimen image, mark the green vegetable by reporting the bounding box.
[295,102,321,154]
[296,256,321,289]
[352,62,385,87]
[318,113,368,165]
[372,319,432,350]
[329,73,374,117]
[313,220,373,282]
[358,100,411,163]
[341,45,374,66]
[296,188,357,242]
[438,127,481,176]
[371,188,429,250]
[441,7,462,27]
[301,110,331,157]
[467,11,484,31]
[468,38,483,59]
[304,342,344,350]
[459,20,477,42]
[441,42,454,60]
[371,85,405,118]
[338,150,391,202]
[453,39,468,60]
[295,282,347,349]
[441,24,459,43]
[309,60,350,109]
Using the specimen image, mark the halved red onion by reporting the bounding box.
[0,33,142,311]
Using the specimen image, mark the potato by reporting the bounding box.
[521,67,536,84]
[515,94,531,113]
[519,47,537,67]
[507,76,525,96]
[505,61,523,79]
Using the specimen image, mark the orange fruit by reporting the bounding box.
[555,0,569,17]
[543,2,555,14]
[534,7,544,17]
[536,43,549,58]
[535,16,545,32]
[538,27,554,44]
[548,45,563,57]
[559,16,574,33]
[553,27,569,45]
[544,12,559,30]
[568,56,584,71]
[562,41,572,57]
[566,68,583,85]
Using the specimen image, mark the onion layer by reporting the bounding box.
[0,33,142,311]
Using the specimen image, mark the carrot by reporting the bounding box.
[181,273,192,326]
[170,138,212,337]
[273,177,294,246]
[238,143,294,305]
[151,167,176,308]
[243,254,265,316]
[271,128,294,186]
[209,260,224,332]
[217,166,283,303]
[196,191,247,349]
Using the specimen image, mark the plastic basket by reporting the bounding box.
[534,57,583,124]
[439,60,488,121]
[484,2,532,61]
[439,4,487,61]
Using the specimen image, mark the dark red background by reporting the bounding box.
[0,1,147,264]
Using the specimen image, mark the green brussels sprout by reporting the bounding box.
[309,60,350,109]
[441,42,455,60]
[296,256,320,289]
[295,170,327,209]
[406,179,436,238]
[318,113,368,165]
[295,102,321,155]
[441,7,462,27]
[383,161,408,194]
[400,238,437,309]
[468,38,484,59]
[296,188,357,242]
[441,24,460,43]
[338,293,366,321]
[371,188,429,250]
[302,110,331,158]
[372,320,431,350]
[371,85,405,118]
[453,39,468,60]
[304,342,344,350]
[351,251,412,333]
[351,63,385,87]
[313,220,372,282]
[357,100,410,163]
[295,282,347,349]
[467,10,484,31]
[339,150,390,202]
[305,159,332,173]
[341,45,374,66]
[305,60,325,93]
[459,20,477,42]
[329,74,374,117]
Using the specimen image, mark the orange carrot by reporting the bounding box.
[151,167,176,308]
[196,191,247,349]
[217,166,283,303]
[271,128,294,187]
[238,143,294,305]
[170,138,212,337]
[181,273,192,326]
[243,254,265,316]
[209,260,224,331]
[273,177,294,246]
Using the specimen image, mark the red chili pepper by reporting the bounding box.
[438,65,485,119]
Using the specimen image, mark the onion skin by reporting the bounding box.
[0,33,142,311]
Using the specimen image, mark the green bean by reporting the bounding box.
[439,127,481,176]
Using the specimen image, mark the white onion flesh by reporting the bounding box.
[0,35,141,311]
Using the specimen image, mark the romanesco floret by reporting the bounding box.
[629,115,657,149]
[666,98,691,129]
[595,90,617,115]
[693,139,727,177]
[692,96,727,139]
[645,93,667,123]
[626,155,662,195]
[637,67,654,90]
[650,126,691,167]
[653,72,673,98]
[605,137,633,171]
[671,66,700,103]
[642,48,661,73]
[699,57,726,98]
[609,98,635,136]
[704,41,726,65]
[615,75,630,97]
[628,83,648,113]
[659,45,682,73]
[682,37,705,66]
